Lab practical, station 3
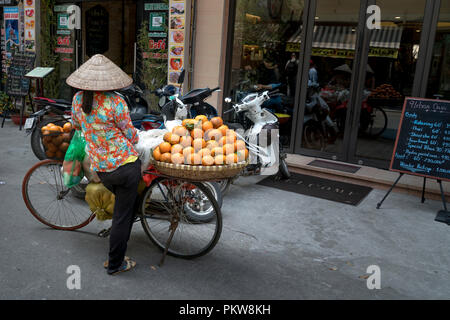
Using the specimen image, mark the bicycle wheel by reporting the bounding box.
[140,177,222,259]
[22,159,95,230]
[360,106,387,138]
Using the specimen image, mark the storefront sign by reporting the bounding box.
[390,97,450,181]
[145,3,169,11]
[145,0,169,62]
[167,0,186,86]
[286,43,399,59]
[24,0,36,52]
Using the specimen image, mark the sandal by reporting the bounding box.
[107,258,136,275]
[103,256,131,269]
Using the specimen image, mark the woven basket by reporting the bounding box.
[152,160,248,181]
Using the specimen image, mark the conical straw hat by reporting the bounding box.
[66,54,133,91]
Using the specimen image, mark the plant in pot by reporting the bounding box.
[0,91,14,119]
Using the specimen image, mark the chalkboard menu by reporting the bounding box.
[6,52,35,97]
[390,97,450,181]
[85,5,109,57]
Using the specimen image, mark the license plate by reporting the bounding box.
[24,117,35,130]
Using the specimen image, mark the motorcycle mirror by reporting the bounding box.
[224,97,232,103]
[178,69,185,84]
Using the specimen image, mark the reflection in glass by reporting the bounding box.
[426,2,450,100]
[355,0,426,163]
[228,0,305,147]
[299,0,360,152]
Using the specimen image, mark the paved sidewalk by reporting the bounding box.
[0,120,449,299]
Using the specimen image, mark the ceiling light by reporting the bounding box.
[315,16,319,20]
[394,16,401,19]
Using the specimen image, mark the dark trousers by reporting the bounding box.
[97,159,141,271]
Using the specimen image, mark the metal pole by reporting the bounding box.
[377,173,404,209]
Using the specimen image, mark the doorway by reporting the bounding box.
[292,0,432,168]
[81,0,136,75]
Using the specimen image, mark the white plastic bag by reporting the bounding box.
[164,119,182,133]
[134,129,168,172]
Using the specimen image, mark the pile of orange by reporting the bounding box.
[41,122,73,159]
[153,115,249,166]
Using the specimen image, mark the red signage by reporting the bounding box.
[149,39,166,50]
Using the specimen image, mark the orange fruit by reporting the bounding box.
[195,115,208,124]
[153,147,161,161]
[41,126,49,133]
[63,122,72,133]
[192,138,206,151]
[42,130,50,136]
[163,132,172,143]
[205,129,222,141]
[202,121,213,132]
[206,140,219,150]
[47,143,58,153]
[183,146,195,158]
[211,117,223,128]
[214,155,226,165]
[237,149,249,162]
[198,148,211,157]
[191,128,204,139]
[59,142,69,152]
[217,125,229,137]
[202,155,215,166]
[226,153,238,164]
[226,131,237,143]
[171,153,184,165]
[55,151,64,159]
[187,153,202,165]
[211,147,223,157]
[169,133,180,145]
[180,136,193,148]
[173,126,188,137]
[160,152,172,163]
[48,126,61,132]
[235,139,246,151]
[171,144,183,154]
[45,150,55,158]
[159,142,172,154]
[223,143,235,155]
[218,136,227,147]
[46,123,55,128]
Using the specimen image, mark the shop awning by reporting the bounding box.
[286,25,403,58]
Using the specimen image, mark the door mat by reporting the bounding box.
[257,173,372,206]
[307,159,361,173]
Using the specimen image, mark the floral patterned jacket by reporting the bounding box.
[71,91,139,172]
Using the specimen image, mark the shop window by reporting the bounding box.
[426,1,450,100]
[354,0,427,163]
[228,0,305,147]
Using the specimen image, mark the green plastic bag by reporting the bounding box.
[63,130,86,188]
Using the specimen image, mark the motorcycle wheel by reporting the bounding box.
[217,179,232,195]
[184,181,223,222]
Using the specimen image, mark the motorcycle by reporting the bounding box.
[220,90,291,193]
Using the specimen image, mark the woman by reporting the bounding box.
[66,54,140,275]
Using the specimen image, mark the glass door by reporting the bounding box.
[293,0,366,160]
[348,0,429,167]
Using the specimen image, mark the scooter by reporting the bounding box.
[219,90,291,193]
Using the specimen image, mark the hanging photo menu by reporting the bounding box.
[167,0,186,86]
[4,7,20,59]
[24,0,36,52]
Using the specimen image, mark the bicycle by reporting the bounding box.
[22,159,222,266]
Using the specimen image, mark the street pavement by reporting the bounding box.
[1,119,450,300]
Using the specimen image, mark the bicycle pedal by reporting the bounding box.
[98,228,111,238]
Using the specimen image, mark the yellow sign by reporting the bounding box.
[286,43,398,59]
